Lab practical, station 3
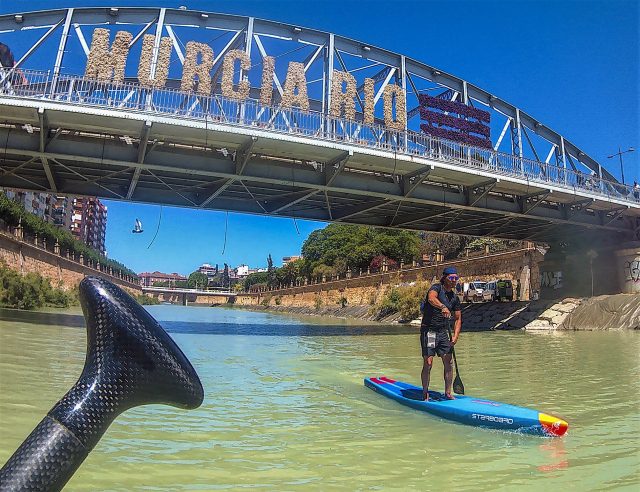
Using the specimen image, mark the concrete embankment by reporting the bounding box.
[236,304,404,324]
[560,294,639,330]
[0,230,140,295]
[240,294,639,331]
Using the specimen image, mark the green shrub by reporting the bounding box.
[275,295,282,305]
[314,296,322,311]
[0,261,74,309]
[135,294,160,305]
[373,281,429,321]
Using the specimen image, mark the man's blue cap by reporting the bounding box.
[443,267,458,276]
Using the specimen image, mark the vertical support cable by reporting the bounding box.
[511,108,523,173]
[145,8,166,110]
[462,80,469,104]
[558,136,567,185]
[401,55,408,153]
[325,33,334,137]
[50,8,74,97]
[149,8,166,78]
[239,17,254,123]
[462,80,471,165]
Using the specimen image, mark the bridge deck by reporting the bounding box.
[1,74,638,245]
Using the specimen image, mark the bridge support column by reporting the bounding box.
[182,293,188,306]
[614,243,640,294]
[539,241,639,299]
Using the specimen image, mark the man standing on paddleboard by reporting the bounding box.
[420,267,462,401]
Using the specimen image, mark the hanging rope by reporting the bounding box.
[2,125,11,167]
[291,162,300,235]
[221,210,229,255]
[146,205,163,249]
[389,147,402,225]
[100,133,106,164]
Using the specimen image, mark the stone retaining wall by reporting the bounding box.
[237,294,638,331]
[235,247,543,309]
[0,232,141,294]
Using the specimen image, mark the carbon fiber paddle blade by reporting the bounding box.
[453,375,465,395]
[49,276,205,449]
[0,276,205,492]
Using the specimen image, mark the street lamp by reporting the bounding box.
[607,147,635,185]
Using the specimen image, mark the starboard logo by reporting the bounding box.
[471,413,514,424]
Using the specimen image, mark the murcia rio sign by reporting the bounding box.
[84,28,408,131]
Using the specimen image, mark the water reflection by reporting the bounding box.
[0,308,85,328]
[537,439,569,472]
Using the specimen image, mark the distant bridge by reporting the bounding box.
[0,7,638,247]
[142,286,236,305]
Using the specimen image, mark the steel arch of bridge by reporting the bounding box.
[0,6,638,244]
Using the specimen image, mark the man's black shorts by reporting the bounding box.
[420,330,452,357]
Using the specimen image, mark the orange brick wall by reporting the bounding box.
[0,233,141,295]
[235,248,542,308]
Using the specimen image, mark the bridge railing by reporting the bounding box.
[142,286,236,295]
[2,69,637,204]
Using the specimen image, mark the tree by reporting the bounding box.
[301,223,420,273]
[277,259,304,285]
[243,271,268,290]
[267,254,277,287]
[222,263,230,289]
[370,255,398,271]
[187,271,209,289]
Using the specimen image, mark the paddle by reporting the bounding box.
[446,317,465,395]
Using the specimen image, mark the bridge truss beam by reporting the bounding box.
[0,119,636,245]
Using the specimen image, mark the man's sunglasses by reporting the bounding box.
[446,275,459,281]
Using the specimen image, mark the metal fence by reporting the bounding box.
[2,69,637,204]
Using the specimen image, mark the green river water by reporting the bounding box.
[0,305,638,491]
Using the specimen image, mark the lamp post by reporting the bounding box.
[607,147,634,185]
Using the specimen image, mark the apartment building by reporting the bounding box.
[138,271,187,288]
[70,197,108,254]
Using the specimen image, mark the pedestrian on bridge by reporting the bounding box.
[419,266,462,401]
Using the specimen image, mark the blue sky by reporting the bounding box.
[3,0,638,274]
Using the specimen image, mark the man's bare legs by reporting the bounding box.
[443,353,455,399]
[421,356,433,401]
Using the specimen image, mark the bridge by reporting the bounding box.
[142,286,236,305]
[0,7,637,249]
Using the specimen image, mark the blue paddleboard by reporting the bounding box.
[365,376,568,437]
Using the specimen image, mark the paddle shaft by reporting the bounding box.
[446,318,464,394]
[445,318,459,371]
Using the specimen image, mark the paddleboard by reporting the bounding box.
[364,376,568,437]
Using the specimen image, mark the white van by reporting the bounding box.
[484,281,498,301]
[464,281,487,303]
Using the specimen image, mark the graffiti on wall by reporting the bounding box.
[541,271,563,290]
[623,257,640,283]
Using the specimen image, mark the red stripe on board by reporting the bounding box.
[370,378,386,384]
[379,376,397,383]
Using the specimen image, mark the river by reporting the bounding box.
[0,305,638,491]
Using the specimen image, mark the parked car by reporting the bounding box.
[464,281,487,303]
[484,281,497,301]
[485,279,514,301]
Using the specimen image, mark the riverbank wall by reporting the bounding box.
[0,230,141,295]
[238,293,639,331]
[235,247,544,309]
